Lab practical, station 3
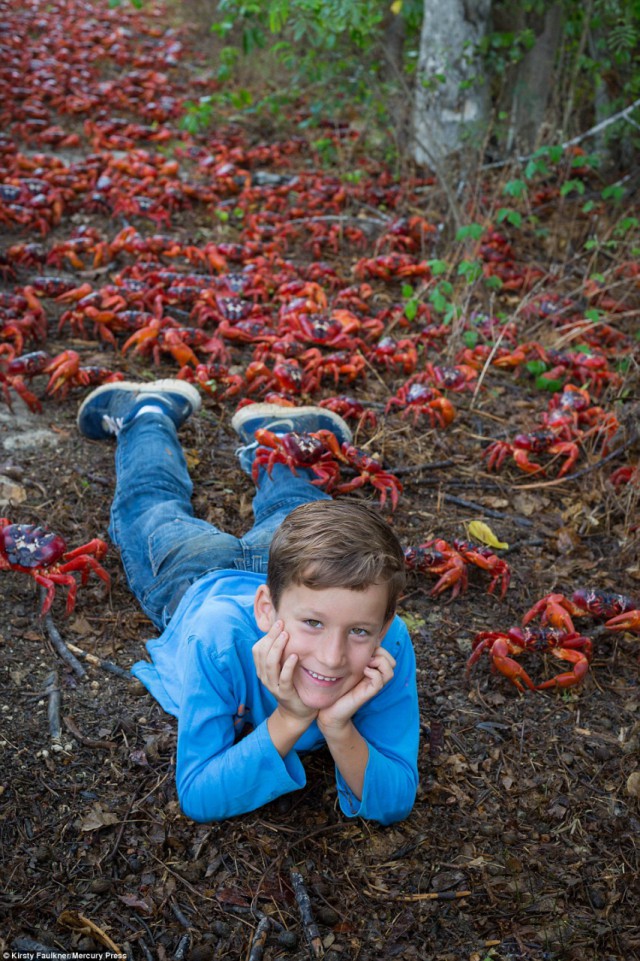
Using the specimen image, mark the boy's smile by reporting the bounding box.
[255,581,391,710]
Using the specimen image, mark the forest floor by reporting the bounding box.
[1,2,639,961]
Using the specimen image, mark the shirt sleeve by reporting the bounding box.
[334,621,420,826]
[175,634,307,822]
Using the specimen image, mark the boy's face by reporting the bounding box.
[255,580,392,711]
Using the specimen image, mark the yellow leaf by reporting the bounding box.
[390,1,403,14]
[466,520,509,550]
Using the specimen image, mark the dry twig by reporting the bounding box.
[43,670,61,742]
[65,641,132,680]
[40,591,86,678]
[289,868,323,959]
[247,915,271,961]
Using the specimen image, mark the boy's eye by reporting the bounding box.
[303,619,322,628]
[350,628,370,637]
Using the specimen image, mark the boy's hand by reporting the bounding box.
[317,646,395,734]
[253,620,317,723]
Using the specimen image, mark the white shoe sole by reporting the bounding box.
[230,403,352,443]
[77,379,202,428]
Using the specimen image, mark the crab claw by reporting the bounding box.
[536,647,590,690]
[490,637,537,693]
[522,593,583,633]
[604,609,640,634]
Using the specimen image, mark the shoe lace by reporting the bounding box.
[102,414,125,435]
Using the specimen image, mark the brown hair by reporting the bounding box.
[267,500,406,622]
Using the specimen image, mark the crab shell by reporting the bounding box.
[0,523,67,569]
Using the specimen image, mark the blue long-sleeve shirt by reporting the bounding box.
[131,569,419,824]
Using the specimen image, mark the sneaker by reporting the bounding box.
[231,402,352,446]
[231,402,352,475]
[77,379,201,441]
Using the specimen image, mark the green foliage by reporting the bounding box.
[185,0,429,137]
[209,0,389,116]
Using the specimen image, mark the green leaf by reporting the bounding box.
[455,223,484,241]
[602,184,624,203]
[614,216,639,236]
[458,260,483,282]
[535,374,563,392]
[525,359,548,376]
[502,179,526,198]
[404,299,418,321]
[430,289,448,313]
[560,179,585,197]
[427,259,449,276]
[525,157,549,179]
[463,330,479,348]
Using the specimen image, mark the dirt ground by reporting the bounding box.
[1,3,639,960]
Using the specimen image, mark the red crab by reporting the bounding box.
[466,626,593,692]
[0,519,110,616]
[523,588,640,635]
[252,430,403,510]
[404,540,468,598]
[404,538,510,598]
[333,444,404,511]
[484,430,580,477]
[385,377,456,428]
[251,429,343,489]
[0,349,50,412]
[318,395,378,430]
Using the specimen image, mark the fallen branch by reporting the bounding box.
[393,459,454,476]
[65,641,132,680]
[441,494,534,528]
[40,591,86,678]
[63,715,116,750]
[170,900,193,929]
[43,670,61,742]
[247,916,271,961]
[395,889,472,902]
[174,933,190,961]
[482,97,640,169]
[289,868,323,959]
[364,883,472,902]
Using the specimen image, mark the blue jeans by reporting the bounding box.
[108,411,331,629]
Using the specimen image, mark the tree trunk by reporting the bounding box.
[380,5,407,83]
[412,0,492,165]
[508,2,564,152]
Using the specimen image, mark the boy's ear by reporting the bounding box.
[254,583,276,632]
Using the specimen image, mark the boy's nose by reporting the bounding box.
[320,631,346,669]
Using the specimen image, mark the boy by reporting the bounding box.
[78,380,419,825]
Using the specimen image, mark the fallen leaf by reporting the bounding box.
[0,476,26,506]
[400,611,426,632]
[79,804,119,832]
[69,615,93,635]
[512,492,545,516]
[466,520,508,550]
[444,753,468,774]
[626,772,640,798]
[117,893,154,915]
